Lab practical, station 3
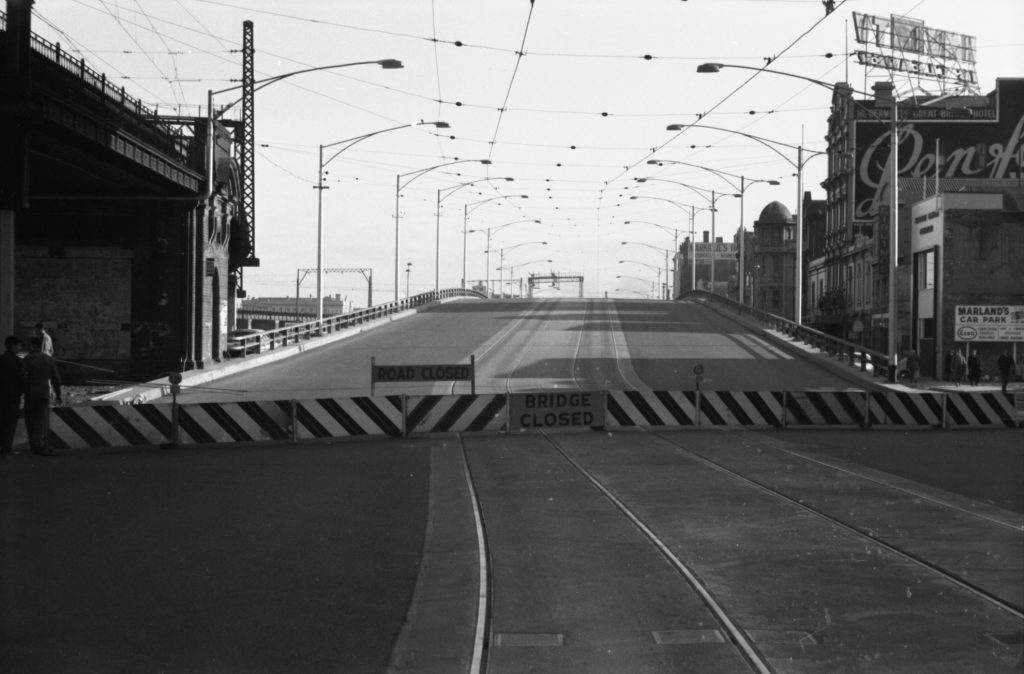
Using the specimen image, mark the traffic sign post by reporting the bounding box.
[371,355,475,395]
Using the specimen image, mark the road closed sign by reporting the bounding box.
[509,391,605,431]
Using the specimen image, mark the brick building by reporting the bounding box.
[910,190,1024,379]
[2,1,249,381]
[818,77,1024,363]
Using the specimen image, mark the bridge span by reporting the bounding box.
[4,295,1021,672]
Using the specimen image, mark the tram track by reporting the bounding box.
[649,429,1024,622]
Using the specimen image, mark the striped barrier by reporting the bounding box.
[51,404,171,450]
[606,390,783,428]
[32,389,1022,451]
[869,391,944,427]
[943,391,1017,428]
[406,394,507,435]
[781,391,867,428]
[293,396,404,439]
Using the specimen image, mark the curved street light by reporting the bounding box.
[468,218,539,295]
[628,193,715,296]
[435,178,515,291]
[503,257,552,298]
[695,61,903,377]
[646,160,780,305]
[395,159,492,301]
[194,59,402,366]
[314,121,449,319]
[491,241,547,299]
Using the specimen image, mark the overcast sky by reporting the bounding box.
[28,0,1024,301]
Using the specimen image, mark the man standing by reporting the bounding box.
[0,336,24,456]
[905,350,920,385]
[997,350,1013,394]
[967,350,982,387]
[22,336,61,455]
[34,323,54,357]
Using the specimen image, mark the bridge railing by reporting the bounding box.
[2,10,195,166]
[230,287,486,359]
[683,290,891,377]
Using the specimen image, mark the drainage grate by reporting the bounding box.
[494,633,565,647]
[652,629,725,645]
[747,629,818,645]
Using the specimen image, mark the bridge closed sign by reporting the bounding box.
[509,391,605,431]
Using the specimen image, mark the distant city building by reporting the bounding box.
[820,77,1024,358]
[909,191,1024,379]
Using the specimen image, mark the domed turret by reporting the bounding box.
[758,201,792,222]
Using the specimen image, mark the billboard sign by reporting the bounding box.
[954,305,1024,342]
[852,12,977,88]
[851,79,1024,219]
[692,242,737,261]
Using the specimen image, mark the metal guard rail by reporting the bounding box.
[683,290,891,377]
[1,10,193,165]
[227,287,486,360]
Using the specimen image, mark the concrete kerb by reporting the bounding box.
[690,297,891,392]
[96,302,462,405]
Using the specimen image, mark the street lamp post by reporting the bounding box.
[395,159,492,301]
[314,121,448,319]
[695,62,901,377]
[665,123,823,319]
[460,199,530,292]
[633,178,725,294]
[505,258,552,298]
[627,194,712,296]
[494,241,547,299]
[619,259,664,297]
[468,219,540,295]
[645,160,779,304]
[200,59,402,365]
[436,178,516,291]
[622,220,679,299]
[620,241,671,298]
[405,262,412,300]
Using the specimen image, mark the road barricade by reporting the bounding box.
[778,390,867,428]
[405,394,507,435]
[867,391,944,427]
[605,390,782,428]
[942,390,1016,428]
[51,404,170,449]
[40,388,1020,451]
[293,396,404,439]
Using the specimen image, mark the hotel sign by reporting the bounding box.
[692,242,737,261]
[851,80,1024,220]
[954,305,1024,342]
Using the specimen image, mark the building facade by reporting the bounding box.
[818,77,1024,363]
[910,191,1024,379]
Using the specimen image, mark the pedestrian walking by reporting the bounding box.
[905,350,920,385]
[943,348,954,382]
[967,349,981,386]
[997,350,1013,394]
[1,336,25,456]
[22,336,62,456]
[34,323,54,357]
[951,349,967,387]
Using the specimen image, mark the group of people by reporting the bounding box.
[0,324,62,457]
[943,347,1018,393]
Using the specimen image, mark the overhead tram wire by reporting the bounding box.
[486,0,536,163]
[609,0,851,186]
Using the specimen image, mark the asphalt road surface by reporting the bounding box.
[173,298,871,402]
